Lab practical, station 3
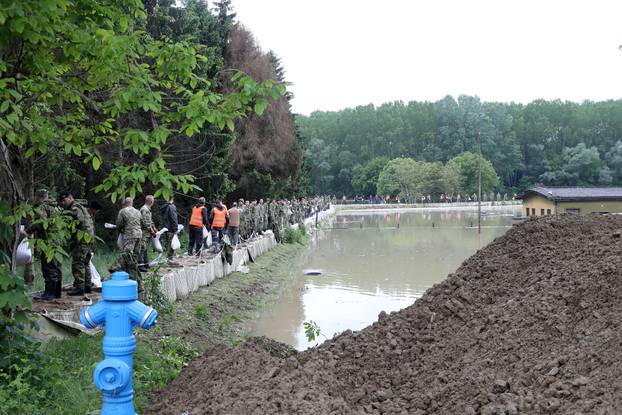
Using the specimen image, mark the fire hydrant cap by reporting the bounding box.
[102,271,138,301]
[94,358,130,393]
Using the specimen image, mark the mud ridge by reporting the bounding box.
[148,214,622,414]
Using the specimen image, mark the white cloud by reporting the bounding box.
[232,0,622,115]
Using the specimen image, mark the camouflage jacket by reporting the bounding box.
[139,205,154,236]
[26,200,59,239]
[117,206,143,239]
[68,202,94,248]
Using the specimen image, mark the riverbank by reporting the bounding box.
[143,236,310,352]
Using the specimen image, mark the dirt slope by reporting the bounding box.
[148,214,622,415]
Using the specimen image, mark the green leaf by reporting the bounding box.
[92,156,101,171]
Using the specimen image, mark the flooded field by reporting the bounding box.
[250,206,520,349]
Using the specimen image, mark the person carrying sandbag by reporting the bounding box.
[187,197,208,256]
[160,196,179,264]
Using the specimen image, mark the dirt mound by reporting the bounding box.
[148,214,622,414]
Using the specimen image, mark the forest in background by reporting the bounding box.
[296,97,622,197]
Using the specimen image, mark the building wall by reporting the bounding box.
[557,201,622,214]
[522,194,555,216]
[522,195,622,215]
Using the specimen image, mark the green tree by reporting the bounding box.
[540,143,611,186]
[445,152,500,196]
[351,157,389,196]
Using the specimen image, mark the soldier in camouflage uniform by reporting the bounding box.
[60,191,95,296]
[27,189,62,300]
[249,200,257,236]
[257,199,265,233]
[112,197,144,292]
[139,195,157,272]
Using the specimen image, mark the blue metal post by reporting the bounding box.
[80,271,158,415]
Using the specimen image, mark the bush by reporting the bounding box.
[283,225,306,244]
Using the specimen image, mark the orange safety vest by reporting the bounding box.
[212,208,226,228]
[189,206,204,227]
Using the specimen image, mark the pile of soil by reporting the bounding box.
[148,214,622,414]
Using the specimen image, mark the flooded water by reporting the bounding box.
[250,206,520,350]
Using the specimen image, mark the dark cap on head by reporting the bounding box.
[59,191,72,200]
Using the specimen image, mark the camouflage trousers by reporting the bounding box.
[112,238,142,292]
[71,244,92,290]
[139,234,151,267]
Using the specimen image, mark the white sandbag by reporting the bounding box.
[89,258,102,288]
[171,234,181,251]
[15,238,33,266]
[152,237,163,253]
[173,270,189,299]
[186,268,199,293]
[161,273,177,303]
[117,234,124,249]
[205,231,212,247]
[104,223,117,229]
[153,228,167,253]
[202,226,209,238]
[176,224,184,234]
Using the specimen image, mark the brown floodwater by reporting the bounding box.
[250,206,520,350]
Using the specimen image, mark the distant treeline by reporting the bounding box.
[296,96,622,196]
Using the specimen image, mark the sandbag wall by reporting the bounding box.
[159,232,277,302]
[159,206,335,303]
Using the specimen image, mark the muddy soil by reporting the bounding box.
[148,214,622,414]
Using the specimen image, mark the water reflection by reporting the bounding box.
[250,207,519,350]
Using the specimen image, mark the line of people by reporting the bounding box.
[25,189,333,301]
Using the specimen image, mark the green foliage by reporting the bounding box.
[540,143,611,186]
[351,157,389,195]
[142,265,173,315]
[374,153,500,200]
[446,152,500,196]
[297,97,622,195]
[135,335,199,393]
[218,313,241,332]
[283,225,306,244]
[194,303,209,320]
[303,320,321,342]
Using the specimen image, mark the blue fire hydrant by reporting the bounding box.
[80,271,158,415]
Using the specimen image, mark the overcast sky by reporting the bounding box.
[231,0,622,115]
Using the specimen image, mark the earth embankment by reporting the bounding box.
[148,214,622,414]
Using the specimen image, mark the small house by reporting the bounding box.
[517,186,622,216]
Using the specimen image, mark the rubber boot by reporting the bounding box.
[68,287,84,296]
[54,280,62,299]
[35,280,55,301]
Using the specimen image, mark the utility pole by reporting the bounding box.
[477,130,482,235]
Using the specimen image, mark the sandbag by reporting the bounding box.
[89,258,102,288]
[153,227,167,253]
[171,234,181,250]
[202,226,209,238]
[177,224,184,233]
[104,223,117,229]
[205,231,212,247]
[15,238,33,266]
